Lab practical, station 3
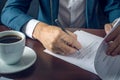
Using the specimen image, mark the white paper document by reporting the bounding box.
[44,30,103,74]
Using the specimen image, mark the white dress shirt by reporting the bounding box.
[58,0,86,27]
[23,0,86,38]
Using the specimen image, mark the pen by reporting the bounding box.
[55,19,69,34]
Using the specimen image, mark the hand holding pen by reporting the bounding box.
[55,19,81,53]
[33,21,81,55]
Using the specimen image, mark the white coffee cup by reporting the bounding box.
[0,30,25,65]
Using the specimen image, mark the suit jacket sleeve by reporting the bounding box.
[104,0,120,22]
[1,0,33,31]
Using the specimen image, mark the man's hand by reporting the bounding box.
[104,23,120,56]
[33,22,81,55]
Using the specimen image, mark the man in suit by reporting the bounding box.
[1,0,120,56]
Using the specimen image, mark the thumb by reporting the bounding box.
[104,23,113,35]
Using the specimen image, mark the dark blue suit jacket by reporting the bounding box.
[1,0,120,31]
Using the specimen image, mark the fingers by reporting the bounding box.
[52,32,82,55]
[105,24,120,42]
[107,34,120,56]
[112,45,120,55]
[49,36,81,55]
[57,42,78,55]
[61,33,82,50]
[105,24,120,56]
[107,41,117,56]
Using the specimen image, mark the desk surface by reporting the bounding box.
[0,25,105,80]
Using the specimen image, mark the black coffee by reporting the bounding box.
[0,35,22,43]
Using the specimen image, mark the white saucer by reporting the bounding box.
[0,46,37,74]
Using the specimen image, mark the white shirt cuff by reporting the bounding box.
[22,19,40,38]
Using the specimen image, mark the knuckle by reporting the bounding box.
[55,28,62,35]
[51,39,57,44]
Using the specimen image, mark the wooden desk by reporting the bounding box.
[0,25,105,80]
